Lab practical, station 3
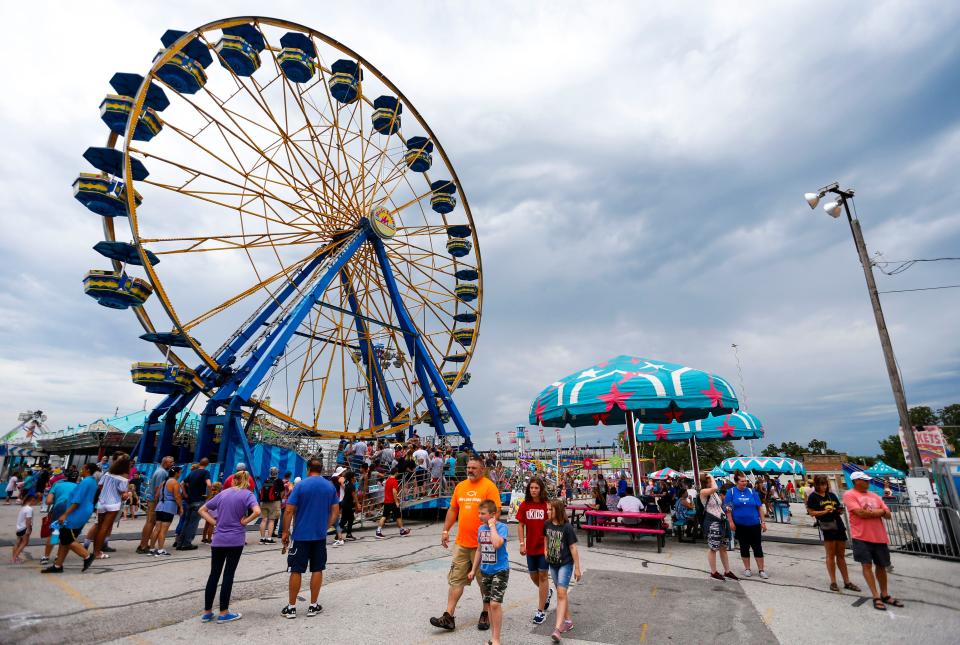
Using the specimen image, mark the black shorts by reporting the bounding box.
[415,468,427,484]
[851,539,891,568]
[287,539,327,573]
[59,527,81,546]
[382,503,401,521]
[16,528,27,538]
[155,511,174,523]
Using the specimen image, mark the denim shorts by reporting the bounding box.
[526,553,549,572]
[549,562,573,588]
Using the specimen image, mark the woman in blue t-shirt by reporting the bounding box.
[724,471,768,579]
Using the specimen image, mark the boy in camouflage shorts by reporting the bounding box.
[468,500,509,645]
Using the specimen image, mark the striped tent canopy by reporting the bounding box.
[0,444,44,457]
[720,456,805,475]
[634,412,763,443]
[864,460,905,479]
[529,355,739,427]
[648,467,682,480]
[709,466,729,477]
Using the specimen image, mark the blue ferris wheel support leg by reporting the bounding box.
[370,236,472,448]
[340,269,396,427]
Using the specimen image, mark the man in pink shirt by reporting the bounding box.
[843,472,903,610]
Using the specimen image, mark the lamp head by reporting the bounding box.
[823,200,844,218]
[804,192,821,209]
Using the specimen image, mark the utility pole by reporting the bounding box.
[839,194,924,473]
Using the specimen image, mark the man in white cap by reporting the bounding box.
[259,466,285,544]
[225,463,257,493]
[843,471,902,610]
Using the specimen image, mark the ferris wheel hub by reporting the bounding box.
[367,206,397,240]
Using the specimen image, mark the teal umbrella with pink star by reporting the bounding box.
[634,412,763,443]
[528,355,740,489]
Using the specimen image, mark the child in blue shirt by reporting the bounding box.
[468,499,509,645]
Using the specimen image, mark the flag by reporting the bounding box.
[509,431,517,444]
[555,429,562,444]
[496,432,501,445]
[539,428,545,443]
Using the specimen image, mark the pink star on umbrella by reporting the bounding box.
[534,399,547,424]
[700,377,724,408]
[654,425,669,440]
[592,412,610,425]
[597,383,633,411]
[663,408,683,422]
[718,417,736,438]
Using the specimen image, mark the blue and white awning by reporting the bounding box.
[720,456,805,475]
[634,412,763,443]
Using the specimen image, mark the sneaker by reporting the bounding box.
[758,570,769,579]
[180,544,198,551]
[307,603,322,617]
[375,529,384,539]
[217,612,242,623]
[429,611,455,631]
[201,612,214,623]
[281,605,297,619]
[83,553,96,571]
[545,587,554,611]
[399,528,411,537]
[266,538,276,544]
[41,565,64,574]
[136,546,150,554]
[101,545,117,553]
[742,569,752,578]
[259,538,267,544]
[533,610,547,625]
[560,619,574,633]
[345,535,357,541]
[551,630,562,642]
[477,610,490,630]
[724,571,740,581]
[40,556,49,564]
[332,539,344,547]
[710,571,726,581]
[155,549,171,556]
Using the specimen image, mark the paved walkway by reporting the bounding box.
[1,503,958,644]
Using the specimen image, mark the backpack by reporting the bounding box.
[260,477,280,502]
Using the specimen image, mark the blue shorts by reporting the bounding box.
[550,562,574,588]
[287,540,327,573]
[526,554,548,573]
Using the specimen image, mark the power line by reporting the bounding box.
[873,255,960,275]
[878,284,960,294]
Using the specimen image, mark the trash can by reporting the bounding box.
[774,500,791,523]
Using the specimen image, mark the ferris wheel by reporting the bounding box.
[75,17,481,467]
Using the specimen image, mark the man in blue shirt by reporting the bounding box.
[43,463,98,573]
[42,471,78,564]
[280,458,339,619]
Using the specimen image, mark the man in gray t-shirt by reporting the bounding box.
[138,456,173,553]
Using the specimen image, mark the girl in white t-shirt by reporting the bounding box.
[87,456,130,559]
[12,493,39,563]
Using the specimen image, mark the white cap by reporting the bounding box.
[294,476,302,484]
[851,471,872,481]
[333,466,346,477]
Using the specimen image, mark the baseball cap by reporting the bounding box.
[333,466,346,477]
[851,471,872,481]
[270,466,279,476]
[236,462,247,472]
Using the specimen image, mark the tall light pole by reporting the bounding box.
[804,183,923,473]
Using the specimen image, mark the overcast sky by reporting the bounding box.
[1,1,958,456]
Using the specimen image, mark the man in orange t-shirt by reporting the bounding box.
[843,471,902,610]
[429,455,501,632]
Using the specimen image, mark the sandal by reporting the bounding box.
[881,595,904,607]
[872,598,886,611]
[844,582,861,592]
[98,553,110,559]
[829,582,839,592]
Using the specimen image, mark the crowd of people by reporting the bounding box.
[5,447,906,632]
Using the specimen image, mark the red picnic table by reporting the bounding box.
[566,504,593,529]
[582,509,667,553]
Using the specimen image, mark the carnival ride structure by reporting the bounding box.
[75,18,482,475]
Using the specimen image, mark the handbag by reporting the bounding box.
[818,517,839,531]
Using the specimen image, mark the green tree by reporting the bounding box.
[760,443,780,457]
[909,406,938,426]
[937,404,960,452]
[806,439,838,455]
[877,434,908,472]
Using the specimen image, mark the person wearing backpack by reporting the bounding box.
[259,467,284,545]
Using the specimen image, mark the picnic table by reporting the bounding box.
[567,503,593,529]
[582,509,666,552]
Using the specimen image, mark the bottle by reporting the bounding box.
[50,520,60,546]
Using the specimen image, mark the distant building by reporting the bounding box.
[801,453,848,494]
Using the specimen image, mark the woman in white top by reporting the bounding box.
[4,473,19,504]
[699,473,738,582]
[88,454,130,558]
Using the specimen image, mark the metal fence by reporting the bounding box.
[862,503,960,561]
